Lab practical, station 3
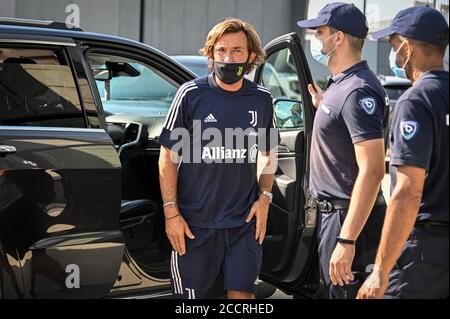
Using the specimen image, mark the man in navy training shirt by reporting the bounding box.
[158,18,279,299]
[358,6,449,299]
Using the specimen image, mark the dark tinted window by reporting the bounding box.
[384,85,411,101]
[0,47,84,127]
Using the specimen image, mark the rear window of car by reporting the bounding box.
[384,85,411,101]
[0,46,85,127]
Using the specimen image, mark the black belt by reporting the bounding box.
[415,221,449,228]
[315,194,386,213]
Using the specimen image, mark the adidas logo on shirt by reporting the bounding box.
[204,113,218,123]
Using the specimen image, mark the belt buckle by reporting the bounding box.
[325,201,334,213]
[319,200,334,213]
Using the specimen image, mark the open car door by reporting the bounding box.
[254,33,321,297]
[0,39,124,298]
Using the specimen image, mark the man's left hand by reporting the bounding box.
[356,268,388,299]
[246,196,270,245]
[329,243,355,286]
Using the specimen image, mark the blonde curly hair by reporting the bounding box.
[199,18,265,73]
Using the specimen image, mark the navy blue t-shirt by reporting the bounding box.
[158,74,279,228]
[310,61,389,199]
[390,70,449,223]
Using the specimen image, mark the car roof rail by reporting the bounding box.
[0,17,85,31]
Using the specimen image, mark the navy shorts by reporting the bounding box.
[170,220,262,299]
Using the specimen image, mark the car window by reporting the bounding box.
[0,46,84,127]
[87,53,178,120]
[185,63,209,77]
[384,85,410,101]
[260,48,304,130]
[172,56,209,77]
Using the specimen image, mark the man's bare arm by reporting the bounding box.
[159,146,179,212]
[340,138,386,241]
[257,149,276,192]
[375,165,425,279]
[246,150,277,244]
[159,146,194,255]
[356,165,425,298]
[329,138,385,286]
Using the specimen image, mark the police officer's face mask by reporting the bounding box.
[389,41,411,79]
[310,32,339,66]
[213,56,250,85]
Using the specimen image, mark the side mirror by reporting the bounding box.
[273,98,303,129]
[93,69,112,81]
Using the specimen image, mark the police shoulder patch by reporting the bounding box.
[359,97,377,115]
[400,121,419,140]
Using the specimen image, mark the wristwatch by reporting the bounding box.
[259,191,273,204]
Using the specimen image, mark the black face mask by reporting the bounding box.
[213,58,250,85]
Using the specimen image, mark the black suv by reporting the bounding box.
[0,18,319,299]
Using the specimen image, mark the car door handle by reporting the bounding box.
[276,145,290,154]
[0,145,17,157]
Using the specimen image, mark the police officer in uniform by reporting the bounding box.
[357,7,449,299]
[297,2,389,299]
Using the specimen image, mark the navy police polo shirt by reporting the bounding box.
[390,70,449,223]
[310,60,389,200]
